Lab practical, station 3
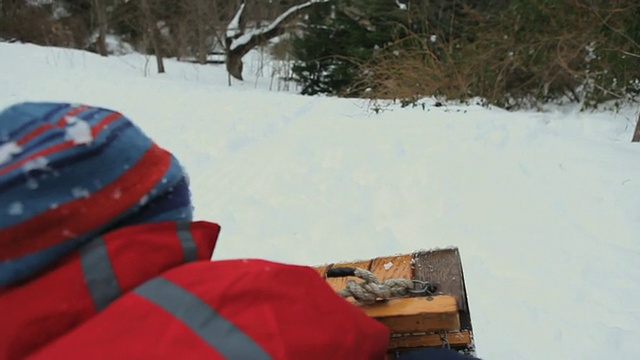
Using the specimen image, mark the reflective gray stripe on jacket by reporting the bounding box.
[79,236,121,311]
[79,222,198,311]
[134,277,272,360]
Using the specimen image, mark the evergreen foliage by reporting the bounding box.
[290,0,409,96]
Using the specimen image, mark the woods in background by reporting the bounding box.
[0,0,638,111]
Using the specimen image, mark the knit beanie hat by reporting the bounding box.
[0,102,192,287]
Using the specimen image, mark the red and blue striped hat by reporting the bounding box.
[0,102,192,287]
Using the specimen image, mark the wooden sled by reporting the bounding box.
[313,248,475,358]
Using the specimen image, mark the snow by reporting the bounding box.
[0,142,21,165]
[87,34,135,56]
[65,115,93,144]
[7,202,24,216]
[23,157,49,173]
[71,187,91,199]
[1,42,639,359]
[396,0,408,10]
[25,178,39,189]
[226,2,246,39]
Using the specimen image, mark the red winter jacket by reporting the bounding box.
[1,221,390,360]
[0,221,219,359]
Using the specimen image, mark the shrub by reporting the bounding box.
[293,0,640,109]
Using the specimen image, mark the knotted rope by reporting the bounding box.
[327,267,436,305]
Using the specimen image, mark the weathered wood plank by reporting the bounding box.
[413,248,472,330]
[362,296,457,318]
[363,296,460,333]
[388,330,472,350]
[369,254,414,282]
[413,249,466,311]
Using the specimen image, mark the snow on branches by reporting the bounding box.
[224,0,329,81]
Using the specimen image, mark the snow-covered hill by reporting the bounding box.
[1,42,639,359]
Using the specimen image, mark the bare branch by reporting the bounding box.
[228,0,329,52]
[225,0,330,81]
[619,50,640,59]
[587,3,640,50]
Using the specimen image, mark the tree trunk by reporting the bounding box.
[140,0,165,73]
[94,0,108,56]
[2,0,21,18]
[195,0,208,64]
[151,25,165,73]
[225,36,244,80]
[197,24,208,64]
[632,111,640,143]
[225,0,328,81]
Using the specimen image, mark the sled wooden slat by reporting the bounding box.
[369,254,413,282]
[313,248,476,355]
[314,255,413,294]
[363,296,460,333]
[413,248,472,331]
[413,249,466,312]
[363,296,457,318]
[388,330,472,350]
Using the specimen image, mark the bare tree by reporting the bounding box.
[194,1,208,63]
[1,0,21,18]
[633,110,640,142]
[224,0,329,82]
[0,0,25,37]
[93,0,108,56]
[187,0,220,64]
[140,0,164,73]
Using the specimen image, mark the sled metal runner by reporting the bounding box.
[313,248,475,358]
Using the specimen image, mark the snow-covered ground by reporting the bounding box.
[1,42,639,359]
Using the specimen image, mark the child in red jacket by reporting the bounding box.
[0,102,390,360]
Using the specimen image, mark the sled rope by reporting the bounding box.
[326,267,436,305]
